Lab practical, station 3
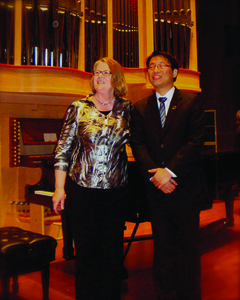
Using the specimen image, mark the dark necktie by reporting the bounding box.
[159,97,167,127]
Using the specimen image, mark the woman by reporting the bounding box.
[52,57,132,300]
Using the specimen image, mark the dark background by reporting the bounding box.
[196,0,240,153]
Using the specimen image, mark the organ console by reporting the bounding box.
[9,117,75,258]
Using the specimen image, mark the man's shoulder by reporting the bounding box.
[176,88,199,101]
[134,93,155,107]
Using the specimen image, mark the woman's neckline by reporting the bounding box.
[99,110,111,115]
[88,94,116,112]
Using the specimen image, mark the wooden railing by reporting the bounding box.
[0,63,201,98]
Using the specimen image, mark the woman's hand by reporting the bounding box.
[53,169,67,214]
[52,187,65,214]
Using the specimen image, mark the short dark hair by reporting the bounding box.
[146,51,179,72]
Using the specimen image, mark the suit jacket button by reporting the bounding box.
[161,144,164,148]
[162,161,165,166]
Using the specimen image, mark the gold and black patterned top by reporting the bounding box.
[54,94,132,189]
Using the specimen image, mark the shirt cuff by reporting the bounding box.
[165,167,177,178]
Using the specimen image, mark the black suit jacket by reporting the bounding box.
[131,87,209,211]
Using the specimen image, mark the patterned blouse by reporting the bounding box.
[54,94,132,189]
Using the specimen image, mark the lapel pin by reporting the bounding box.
[172,106,177,110]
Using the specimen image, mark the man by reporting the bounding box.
[131,51,208,300]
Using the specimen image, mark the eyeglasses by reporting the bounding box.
[148,63,171,70]
[93,70,112,76]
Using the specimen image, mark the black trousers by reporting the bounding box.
[65,177,127,300]
[149,191,202,300]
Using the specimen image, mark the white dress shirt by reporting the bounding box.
[156,86,175,115]
[155,86,177,178]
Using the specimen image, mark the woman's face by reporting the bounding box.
[93,61,114,94]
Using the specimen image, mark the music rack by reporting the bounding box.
[9,118,63,167]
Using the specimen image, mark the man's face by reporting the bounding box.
[147,55,178,92]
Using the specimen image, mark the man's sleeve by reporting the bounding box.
[130,103,157,180]
[166,94,206,177]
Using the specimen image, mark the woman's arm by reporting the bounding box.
[52,169,67,214]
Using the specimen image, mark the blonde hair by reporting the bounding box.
[90,57,128,97]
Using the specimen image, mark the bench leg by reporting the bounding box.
[41,264,50,300]
[123,222,140,260]
[1,276,10,300]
